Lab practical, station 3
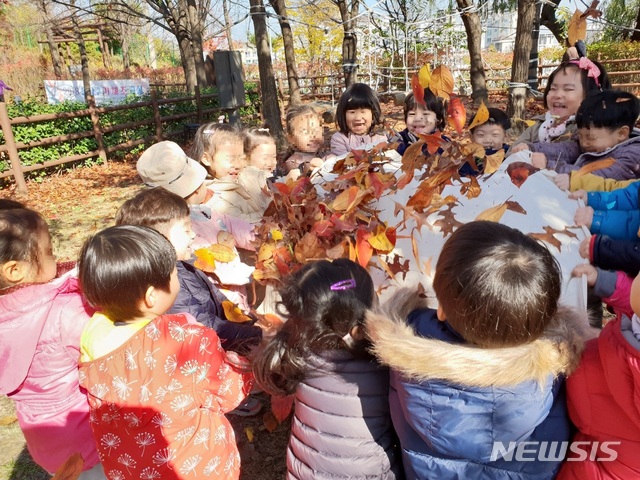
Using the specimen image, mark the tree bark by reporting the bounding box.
[540,0,566,46]
[71,11,91,101]
[249,0,285,148]
[631,6,640,41]
[177,30,198,93]
[186,0,207,88]
[269,0,301,105]
[334,0,359,87]
[41,2,63,78]
[223,0,233,50]
[456,0,487,103]
[507,0,537,120]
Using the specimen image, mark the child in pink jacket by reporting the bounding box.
[0,204,103,478]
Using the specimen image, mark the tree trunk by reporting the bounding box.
[456,0,487,103]
[44,24,63,77]
[223,0,234,50]
[269,0,302,105]
[540,0,566,46]
[122,27,131,69]
[249,0,285,149]
[507,0,537,120]
[71,13,91,101]
[335,0,359,87]
[631,6,640,41]
[186,0,207,88]
[177,31,198,93]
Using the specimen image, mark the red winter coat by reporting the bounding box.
[79,313,252,480]
[558,317,640,479]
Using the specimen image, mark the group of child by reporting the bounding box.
[1,49,640,480]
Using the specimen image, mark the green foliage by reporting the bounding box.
[601,0,640,41]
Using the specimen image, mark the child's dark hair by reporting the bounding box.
[190,122,242,165]
[253,259,375,396]
[78,225,176,322]
[0,207,48,288]
[433,221,561,348]
[335,83,382,135]
[115,187,190,237]
[404,90,446,131]
[285,104,320,135]
[543,60,611,110]
[575,89,640,131]
[243,126,275,155]
[0,199,26,210]
[470,108,511,133]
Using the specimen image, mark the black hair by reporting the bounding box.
[115,187,190,237]
[575,89,640,131]
[190,122,242,169]
[78,225,177,322]
[403,90,447,132]
[253,259,376,396]
[0,207,49,289]
[543,60,611,110]
[243,126,275,154]
[433,221,561,348]
[335,83,382,135]
[0,199,26,210]
[470,107,511,133]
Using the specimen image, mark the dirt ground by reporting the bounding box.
[0,94,532,479]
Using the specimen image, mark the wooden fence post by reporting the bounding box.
[87,95,107,162]
[0,101,28,195]
[195,85,203,123]
[151,90,163,141]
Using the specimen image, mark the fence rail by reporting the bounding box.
[0,87,232,195]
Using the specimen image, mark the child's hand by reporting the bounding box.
[579,237,591,259]
[572,263,598,287]
[554,173,570,191]
[569,190,588,202]
[531,152,548,169]
[284,169,301,182]
[509,143,530,154]
[574,206,594,228]
[309,157,324,169]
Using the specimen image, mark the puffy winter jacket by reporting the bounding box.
[558,316,640,479]
[0,276,99,473]
[587,181,640,241]
[569,173,637,192]
[287,350,403,479]
[590,235,640,276]
[509,114,577,152]
[367,292,591,480]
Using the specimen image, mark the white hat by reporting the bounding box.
[137,141,207,198]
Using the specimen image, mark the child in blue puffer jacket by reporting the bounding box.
[367,221,595,480]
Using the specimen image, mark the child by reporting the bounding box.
[571,180,640,242]
[554,172,637,192]
[243,126,277,175]
[390,89,446,156]
[191,123,271,223]
[330,83,387,156]
[460,107,511,176]
[78,225,253,480]
[519,90,640,180]
[253,259,402,479]
[366,221,592,479]
[0,206,103,478]
[282,104,326,174]
[578,234,640,278]
[115,187,262,355]
[510,56,610,150]
[557,267,640,478]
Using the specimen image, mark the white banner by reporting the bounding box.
[43,79,150,105]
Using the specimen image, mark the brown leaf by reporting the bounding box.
[271,394,294,423]
[507,162,538,188]
[263,411,279,432]
[475,202,508,222]
[484,150,505,174]
[51,453,84,480]
[568,10,587,45]
[573,157,616,179]
[0,415,17,426]
[505,200,527,215]
[434,204,464,237]
[461,175,481,199]
[294,232,326,263]
[388,255,411,280]
[529,226,578,251]
[429,65,454,100]
[377,256,397,281]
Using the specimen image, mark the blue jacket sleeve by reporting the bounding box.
[587,181,640,211]
[591,209,640,241]
[592,235,640,277]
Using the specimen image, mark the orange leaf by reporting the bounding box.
[294,232,325,263]
[222,300,253,323]
[258,243,276,262]
[263,411,279,433]
[52,453,84,480]
[468,100,489,130]
[311,219,334,238]
[368,224,395,253]
[326,239,348,259]
[332,185,369,212]
[377,256,397,281]
[417,132,446,155]
[506,162,537,188]
[273,182,290,196]
[429,65,454,100]
[356,227,373,267]
[193,248,216,272]
[573,157,616,179]
[484,149,505,174]
[271,394,294,423]
[412,74,425,106]
[204,243,237,263]
[568,9,587,45]
[411,232,422,274]
[447,95,466,134]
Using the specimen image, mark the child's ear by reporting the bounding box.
[1,260,27,285]
[349,324,366,341]
[143,285,157,309]
[617,125,630,141]
[436,304,447,322]
[200,152,212,167]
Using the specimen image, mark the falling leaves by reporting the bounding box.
[412,74,425,107]
[529,226,579,252]
[51,453,84,480]
[568,2,602,45]
[484,149,505,174]
[271,395,294,423]
[468,101,490,130]
[429,65,455,100]
[447,95,467,134]
[433,204,464,237]
[222,301,253,323]
[573,157,615,178]
[475,199,526,222]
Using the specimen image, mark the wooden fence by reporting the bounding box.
[0,87,230,195]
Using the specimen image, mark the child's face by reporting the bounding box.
[578,126,628,154]
[28,228,57,284]
[471,124,506,150]
[406,106,438,135]
[167,217,195,261]
[249,142,277,172]
[288,113,323,153]
[208,142,246,180]
[345,108,373,135]
[546,68,585,118]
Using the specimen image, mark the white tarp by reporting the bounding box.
[43,79,150,105]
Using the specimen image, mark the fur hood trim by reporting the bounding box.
[366,288,596,388]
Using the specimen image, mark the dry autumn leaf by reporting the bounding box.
[573,157,616,178]
[434,204,464,237]
[367,224,396,253]
[429,65,454,100]
[263,411,279,433]
[468,101,490,130]
[222,300,253,323]
[568,9,587,45]
[271,394,294,423]
[507,162,538,188]
[447,95,467,134]
[419,64,431,88]
[51,453,84,480]
[332,185,369,212]
[193,248,216,272]
[245,426,255,443]
[475,202,508,222]
[412,73,425,106]
[484,149,505,174]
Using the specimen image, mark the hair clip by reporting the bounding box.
[258,128,270,133]
[330,279,356,291]
[569,57,601,87]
